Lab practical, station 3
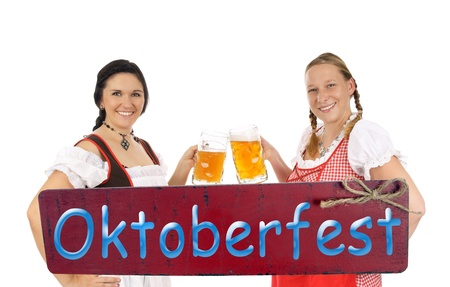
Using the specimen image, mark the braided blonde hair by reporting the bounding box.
[306,53,363,157]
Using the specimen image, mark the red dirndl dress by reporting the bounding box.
[271,138,382,287]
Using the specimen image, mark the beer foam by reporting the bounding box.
[229,125,260,141]
[229,133,259,141]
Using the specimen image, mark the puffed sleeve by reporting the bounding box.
[348,119,406,180]
[45,146,108,188]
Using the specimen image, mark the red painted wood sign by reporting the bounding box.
[39,178,409,275]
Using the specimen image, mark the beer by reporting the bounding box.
[192,130,229,185]
[229,125,268,184]
[193,150,226,184]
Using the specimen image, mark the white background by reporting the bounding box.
[1,1,447,286]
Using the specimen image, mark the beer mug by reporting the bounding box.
[192,130,229,185]
[229,124,268,184]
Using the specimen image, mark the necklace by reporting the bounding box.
[318,128,342,158]
[102,121,139,151]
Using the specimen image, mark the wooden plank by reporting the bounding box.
[39,179,409,275]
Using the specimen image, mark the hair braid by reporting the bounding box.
[344,81,363,137]
[93,109,106,131]
[307,110,320,156]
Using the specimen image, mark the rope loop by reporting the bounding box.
[320,176,421,215]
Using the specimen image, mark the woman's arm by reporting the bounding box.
[27,171,121,286]
[28,171,74,265]
[369,156,426,238]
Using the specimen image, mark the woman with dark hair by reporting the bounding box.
[27,59,196,287]
[261,52,425,287]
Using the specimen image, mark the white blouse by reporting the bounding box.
[291,116,406,180]
[44,146,171,287]
[45,146,169,188]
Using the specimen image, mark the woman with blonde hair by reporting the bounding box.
[261,52,425,287]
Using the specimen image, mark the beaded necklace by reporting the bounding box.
[102,121,139,151]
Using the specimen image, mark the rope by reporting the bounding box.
[320,176,422,215]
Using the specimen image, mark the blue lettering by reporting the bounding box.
[160,222,184,258]
[259,220,281,257]
[102,205,127,258]
[192,205,219,257]
[377,208,401,255]
[317,220,344,256]
[54,208,94,260]
[348,216,372,256]
[286,203,310,259]
[226,221,254,257]
[130,211,155,259]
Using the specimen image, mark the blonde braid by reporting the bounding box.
[307,110,319,156]
[343,82,363,137]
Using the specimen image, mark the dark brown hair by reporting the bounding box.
[92,59,149,131]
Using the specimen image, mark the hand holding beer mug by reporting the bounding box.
[229,124,268,184]
[192,130,229,185]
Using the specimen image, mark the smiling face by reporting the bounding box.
[100,72,145,133]
[305,63,355,127]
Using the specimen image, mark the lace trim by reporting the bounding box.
[362,148,406,180]
[292,113,357,168]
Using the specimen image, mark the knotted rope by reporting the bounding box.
[320,176,422,215]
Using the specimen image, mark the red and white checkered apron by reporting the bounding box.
[272,138,382,287]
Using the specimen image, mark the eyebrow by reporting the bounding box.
[109,89,144,93]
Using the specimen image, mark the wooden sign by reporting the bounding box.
[39,178,409,275]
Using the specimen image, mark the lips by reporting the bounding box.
[117,111,134,116]
[319,103,336,112]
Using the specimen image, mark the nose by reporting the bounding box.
[121,94,133,107]
[317,90,327,103]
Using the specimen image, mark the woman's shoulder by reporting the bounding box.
[349,118,394,153]
[349,118,405,179]
[45,145,108,188]
[352,119,389,136]
[350,119,395,148]
[53,145,106,169]
[75,133,107,159]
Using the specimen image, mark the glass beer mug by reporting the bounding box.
[192,130,229,185]
[229,124,268,184]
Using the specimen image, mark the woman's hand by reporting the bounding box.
[260,136,292,183]
[168,144,197,186]
[260,136,276,162]
[56,274,121,287]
